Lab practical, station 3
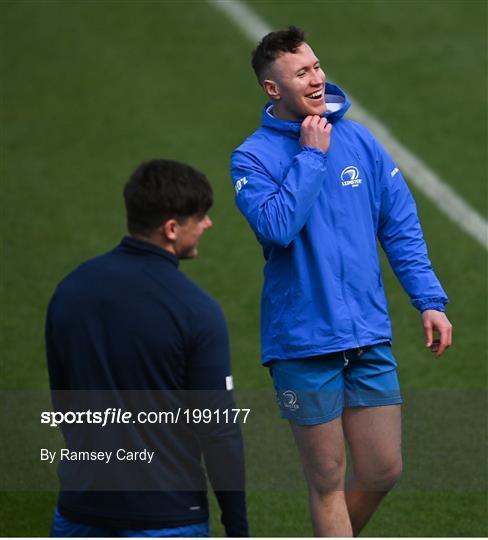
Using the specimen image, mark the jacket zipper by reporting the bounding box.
[328,198,361,350]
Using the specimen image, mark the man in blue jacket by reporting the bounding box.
[46,159,248,537]
[231,26,452,536]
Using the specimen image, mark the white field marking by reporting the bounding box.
[208,0,270,42]
[208,0,488,250]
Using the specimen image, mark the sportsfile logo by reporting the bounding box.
[282,390,299,410]
[341,166,362,188]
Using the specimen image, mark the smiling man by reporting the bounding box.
[231,27,452,536]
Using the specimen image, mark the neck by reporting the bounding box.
[270,101,328,121]
[271,102,303,122]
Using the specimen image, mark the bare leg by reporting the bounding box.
[291,417,353,537]
[342,405,402,536]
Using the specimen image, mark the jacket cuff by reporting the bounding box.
[300,146,328,169]
[412,296,448,312]
[301,145,327,156]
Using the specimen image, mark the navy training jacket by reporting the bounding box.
[231,83,448,363]
[46,236,248,535]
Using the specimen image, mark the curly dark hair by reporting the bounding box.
[124,159,213,236]
[251,26,306,83]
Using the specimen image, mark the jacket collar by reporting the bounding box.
[117,236,179,267]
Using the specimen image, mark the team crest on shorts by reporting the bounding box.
[282,390,299,410]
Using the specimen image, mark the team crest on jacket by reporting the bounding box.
[341,166,362,188]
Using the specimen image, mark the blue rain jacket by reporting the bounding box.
[231,83,448,363]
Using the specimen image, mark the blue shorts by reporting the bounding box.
[50,508,210,537]
[269,343,402,425]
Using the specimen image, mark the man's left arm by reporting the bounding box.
[186,299,249,537]
[375,138,453,357]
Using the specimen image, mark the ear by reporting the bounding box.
[263,79,281,101]
[160,219,178,242]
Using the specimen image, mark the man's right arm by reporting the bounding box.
[231,116,332,248]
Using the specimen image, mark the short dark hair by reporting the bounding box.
[123,159,213,236]
[251,26,306,83]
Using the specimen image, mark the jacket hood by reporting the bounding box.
[261,82,351,136]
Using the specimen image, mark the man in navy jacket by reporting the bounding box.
[46,159,248,537]
[231,26,452,536]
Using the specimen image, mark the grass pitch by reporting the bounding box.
[1,0,486,536]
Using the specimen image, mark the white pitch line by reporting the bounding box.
[208,0,488,251]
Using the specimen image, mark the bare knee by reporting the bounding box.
[291,417,347,495]
[306,454,347,494]
[354,458,402,492]
[377,458,403,490]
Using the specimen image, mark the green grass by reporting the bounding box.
[1,0,486,536]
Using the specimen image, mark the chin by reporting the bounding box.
[306,103,327,117]
[179,248,198,260]
[295,104,326,119]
